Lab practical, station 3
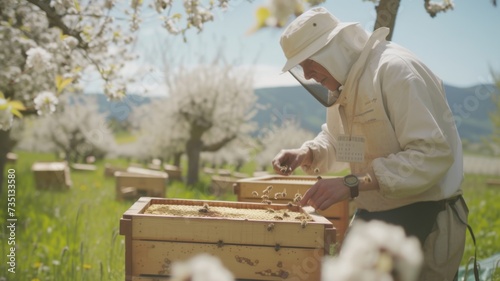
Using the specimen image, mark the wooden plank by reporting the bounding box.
[123,198,333,249]
[236,175,326,199]
[234,175,349,219]
[131,215,329,248]
[131,240,326,281]
[127,167,169,178]
[240,198,348,220]
[132,277,169,281]
[122,197,153,219]
[120,218,133,281]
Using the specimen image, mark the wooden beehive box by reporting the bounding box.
[114,171,168,201]
[163,164,182,181]
[104,163,127,177]
[210,175,237,196]
[31,162,72,190]
[120,197,335,281]
[234,175,350,244]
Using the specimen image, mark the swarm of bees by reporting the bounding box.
[252,185,292,205]
[251,184,310,228]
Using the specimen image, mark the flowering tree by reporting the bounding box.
[19,96,116,163]
[134,62,257,185]
[125,99,187,165]
[200,137,256,172]
[255,120,315,171]
[0,0,245,193]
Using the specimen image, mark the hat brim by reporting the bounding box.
[281,22,357,73]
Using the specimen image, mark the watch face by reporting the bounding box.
[345,175,358,185]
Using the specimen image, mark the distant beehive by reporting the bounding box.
[114,169,168,201]
[31,162,72,190]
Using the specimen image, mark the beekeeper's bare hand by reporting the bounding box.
[300,177,350,210]
[272,147,312,176]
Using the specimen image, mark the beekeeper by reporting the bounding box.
[271,7,469,281]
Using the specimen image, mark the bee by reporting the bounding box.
[263,185,273,194]
[261,199,272,205]
[282,188,287,197]
[217,240,224,248]
[293,190,303,203]
[282,211,290,217]
[267,223,275,231]
[316,175,322,181]
[273,215,283,220]
[287,202,296,207]
[314,168,320,174]
[265,208,275,213]
[198,203,209,213]
[261,194,269,200]
[301,220,308,228]
[295,215,306,220]
[252,191,259,197]
[280,166,288,173]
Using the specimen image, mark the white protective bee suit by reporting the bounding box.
[280,7,469,281]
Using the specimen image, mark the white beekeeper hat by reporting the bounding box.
[280,7,357,72]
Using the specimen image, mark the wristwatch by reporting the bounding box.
[343,174,359,199]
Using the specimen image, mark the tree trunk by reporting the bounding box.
[0,130,11,194]
[374,0,401,41]
[173,152,182,167]
[186,138,202,186]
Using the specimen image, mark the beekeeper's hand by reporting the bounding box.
[300,177,350,210]
[272,147,312,176]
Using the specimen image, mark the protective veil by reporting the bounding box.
[309,24,369,86]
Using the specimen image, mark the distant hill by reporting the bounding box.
[93,83,499,143]
[254,84,499,143]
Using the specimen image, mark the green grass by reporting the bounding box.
[0,152,499,281]
[0,152,236,281]
[461,174,500,272]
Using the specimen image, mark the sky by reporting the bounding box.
[114,0,500,94]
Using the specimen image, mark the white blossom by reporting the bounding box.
[164,18,181,35]
[170,254,234,281]
[50,0,75,14]
[34,91,59,115]
[322,220,423,281]
[63,36,79,49]
[25,47,52,71]
[425,0,454,17]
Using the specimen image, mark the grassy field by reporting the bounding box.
[0,151,499,281]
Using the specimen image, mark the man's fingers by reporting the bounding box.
[299,183,319,206]
[318,196,336,211]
